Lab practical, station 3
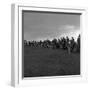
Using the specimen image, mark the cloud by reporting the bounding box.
[57,25,80,41]
[24,24,80,41]
[58,25,79,32]
[65,25,76,29]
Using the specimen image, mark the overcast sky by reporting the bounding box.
[23,11,80,41]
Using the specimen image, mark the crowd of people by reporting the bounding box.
[24,35,80,53]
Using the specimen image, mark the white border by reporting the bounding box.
[11,4,87,87]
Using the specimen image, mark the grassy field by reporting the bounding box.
[24,46,80,77]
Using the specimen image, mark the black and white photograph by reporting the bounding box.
[23,10,81,77]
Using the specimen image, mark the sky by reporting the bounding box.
[23,11,81,41]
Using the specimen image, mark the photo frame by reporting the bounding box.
[11,4,87,87]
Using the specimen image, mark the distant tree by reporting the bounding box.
[61,37,67,49]
[28,41,31,46]
[70,37,75,52]
[24,35,80,54]
[24,40,27,46]
[52,38,57,49]
[77,34,80,52]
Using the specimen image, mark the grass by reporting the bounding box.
[24,46,80,77]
